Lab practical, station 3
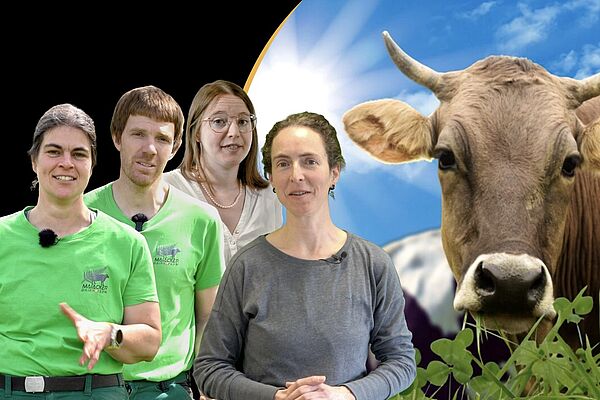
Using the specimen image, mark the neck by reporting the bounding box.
[270,216,346,259]
[199,157,240,189]
[29,196,90,237]
[112,176,169,219]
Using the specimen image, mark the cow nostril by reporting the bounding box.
[474,261,496,295]
[527,266,546,305]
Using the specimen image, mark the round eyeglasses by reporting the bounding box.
[201,114,256,134]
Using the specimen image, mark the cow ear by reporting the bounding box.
[579,117,600,171]
[342,99,434,164]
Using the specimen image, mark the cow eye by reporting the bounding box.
[436,149,456,170]
[561,155,580,178]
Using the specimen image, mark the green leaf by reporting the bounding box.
[453,361,473,384]
[573,295,593,315]
[426,360,450,386]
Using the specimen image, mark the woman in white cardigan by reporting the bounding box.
[164,80,282,264]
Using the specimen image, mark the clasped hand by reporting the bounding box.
[274,376,356,400]
[60,302,113,370]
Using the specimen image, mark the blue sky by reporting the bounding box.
[248,0,600,246]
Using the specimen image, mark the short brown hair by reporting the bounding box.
[111,85,184,150]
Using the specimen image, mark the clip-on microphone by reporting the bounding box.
[131,213,148,232]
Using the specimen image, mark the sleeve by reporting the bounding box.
[195,215,225,291]
[123,234,159,306]
[194,259,279,400]
[344,250,417,400]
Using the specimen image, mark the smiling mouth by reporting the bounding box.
[222,144,242,150]
[54,175,75,181]
[289,191,310,196]
[136,161,155,168]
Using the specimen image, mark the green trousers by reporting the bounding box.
[126,371,192,400]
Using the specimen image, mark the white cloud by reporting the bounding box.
[575,43,600,79]
[563,0,600,27]
[460,1,497,20]
[550,43,600,79]
[552,50,578,74]
[496,3,560,53]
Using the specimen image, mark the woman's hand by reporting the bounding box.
[274,376,356,399]
[60,302,112,370]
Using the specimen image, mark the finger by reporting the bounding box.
[85,342,102,371]
[287,383,321,399]
[295,376,326,386]
[59,302,81,324]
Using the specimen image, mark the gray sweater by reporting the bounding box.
[195,233,416,400]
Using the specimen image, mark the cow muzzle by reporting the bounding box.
[454,253,556,333]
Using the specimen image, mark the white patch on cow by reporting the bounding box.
[384,229,461,335]
[454,253,556,333]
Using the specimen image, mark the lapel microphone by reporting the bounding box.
[39,229,59,247]
[321,251,348,264]
[131,213,148,232]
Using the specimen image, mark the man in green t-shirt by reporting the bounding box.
[86,86,225,400]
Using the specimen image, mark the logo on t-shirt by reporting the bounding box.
[154,244,181,266]
[81,266,110,293]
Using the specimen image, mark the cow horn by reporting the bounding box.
[383,31,444,94]
[575,73,600,103]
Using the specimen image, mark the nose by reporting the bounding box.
[290,162,304,182]
[454,253,554,318]
[58,153,74,168]
[474,260,547,313]
[143,138,158,154]
[226,120,241,137]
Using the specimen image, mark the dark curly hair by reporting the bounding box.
[261,111,346,177]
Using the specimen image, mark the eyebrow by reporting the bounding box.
[43,143,90,153]
[273,152,321,159]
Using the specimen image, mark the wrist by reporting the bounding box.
[107,323,123,350]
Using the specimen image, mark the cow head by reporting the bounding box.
[343,32,600,334]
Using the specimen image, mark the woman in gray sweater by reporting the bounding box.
[195,112,416,400]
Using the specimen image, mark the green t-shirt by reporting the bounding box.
[85,183,224,381]
[0,207,158,376]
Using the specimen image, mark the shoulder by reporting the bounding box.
[84,182,112,205]
[348,232,389,259]
[93,210,144,241]
[0,209,27,231]
[167,185,220,221]
[163,169,187,188]
[228,236,269,267]
[248,184,282,214]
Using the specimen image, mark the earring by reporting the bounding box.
[272,187,276,193]
[328,184,335,199]
[30,178,39,191]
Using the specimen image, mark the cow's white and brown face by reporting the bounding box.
[343,32,600,334]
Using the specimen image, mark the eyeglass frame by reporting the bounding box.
[200,113,257,134]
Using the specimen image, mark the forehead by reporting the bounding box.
[273,126,326,156]
[42,126,92,148]
[206,94,249,115]
[124,115,175,137]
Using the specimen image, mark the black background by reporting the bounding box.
[3,2,301,216]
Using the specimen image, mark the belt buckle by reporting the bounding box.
[24,376,45,393]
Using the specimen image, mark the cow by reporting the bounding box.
[343,31,600,351]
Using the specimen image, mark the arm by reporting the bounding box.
[193,264,279,400]
[343,253,417,400]
[195,286,218,354]
[60,301,161,370]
